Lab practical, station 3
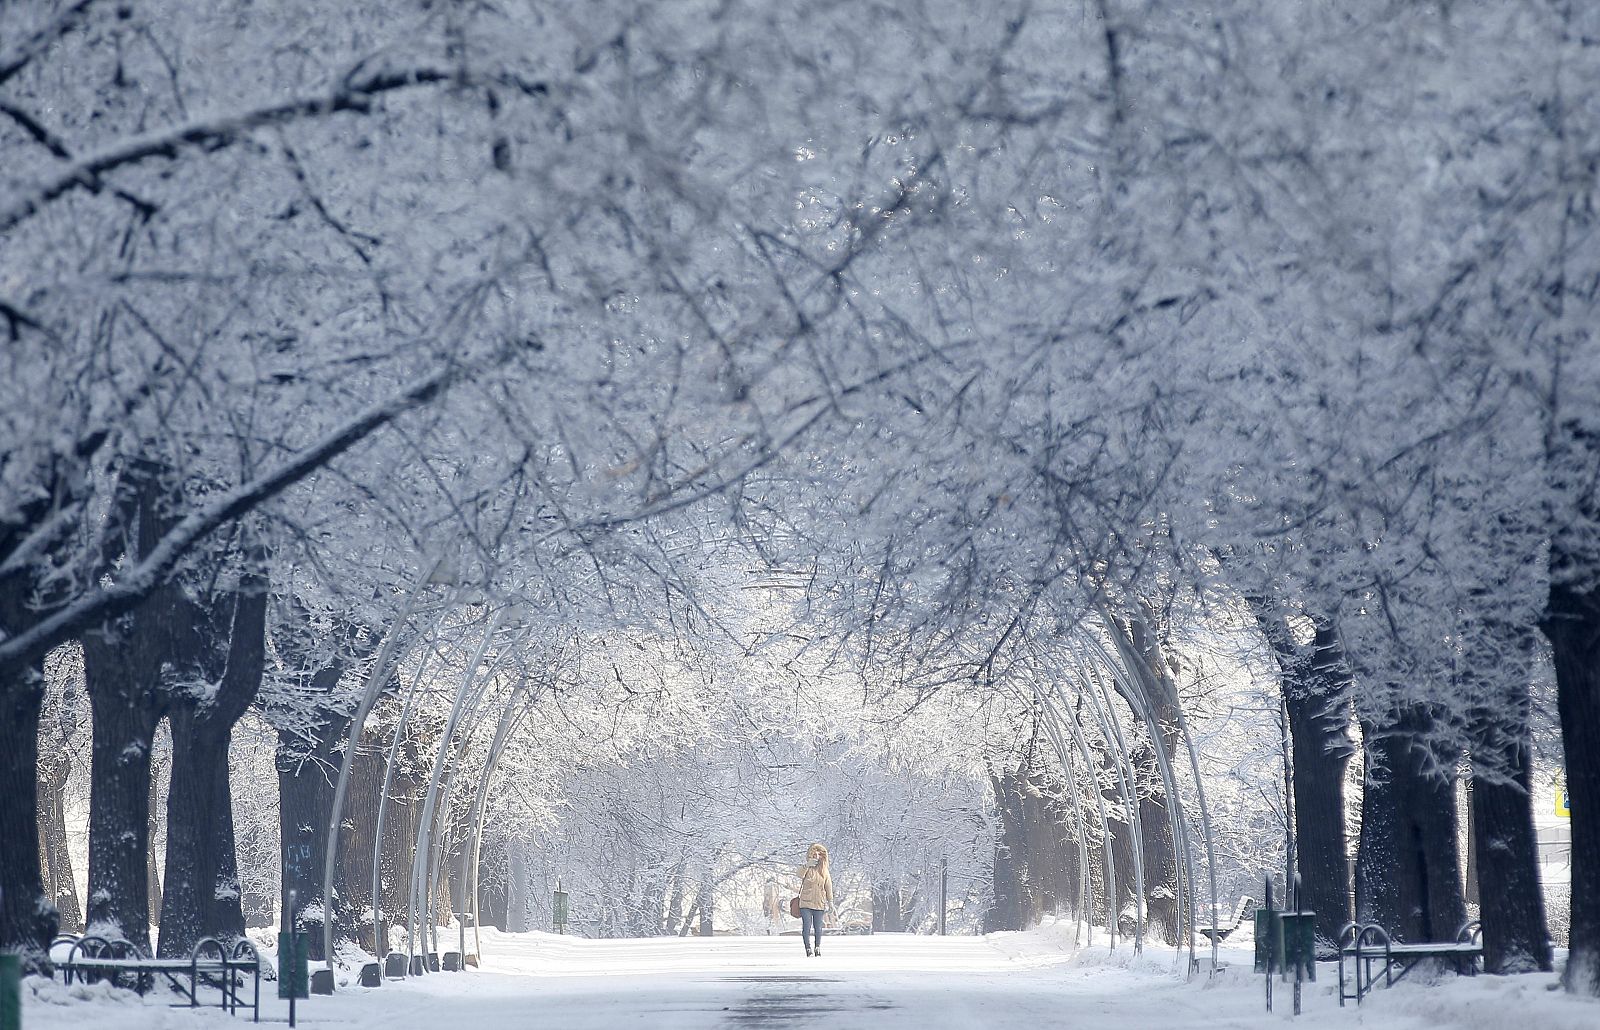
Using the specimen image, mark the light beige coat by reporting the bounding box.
[798,863,833,911]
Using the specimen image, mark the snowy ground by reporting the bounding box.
[20,923,1600,1029]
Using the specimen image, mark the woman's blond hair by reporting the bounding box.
[807,842,830,874]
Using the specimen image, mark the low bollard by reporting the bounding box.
[0,952,20,1030]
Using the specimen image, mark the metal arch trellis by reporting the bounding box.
[320,553,451,978]
[1078,621,1222,975]
[1083,620,1220,976]
[1029,685,1107,948]
[1032,703,1095,948]
[1073,630,1199,975]
[1024,676,1121,951]
[408,607,518,965]
[421,652,516,961]
[1018,621,1221,975]
[1070,646,1149,954]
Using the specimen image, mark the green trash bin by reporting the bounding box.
[1279,912,1317,983]
[1253,908,1282,975]
[1,952,21,1030]
[552,886,569,935]
[278,932,310,1000]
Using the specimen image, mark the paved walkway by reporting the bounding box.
[310,931,1228,1030]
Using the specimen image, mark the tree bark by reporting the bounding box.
[1356,710,1466,943]
[1250,607,1354,947]
[1543,576,1600,993]
[1470,766,1551,973]
[276,677,350,962]
[985,766,1030,932]
[159,568,267,956]
[82,665,165,950]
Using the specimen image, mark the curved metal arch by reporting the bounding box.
[1080,615,1221,974]
[1061,640,1147,953]
[1077,630,1198,973]
[406,607,507,963]
[1029,676,1121,950]
[1030,688,1096,947]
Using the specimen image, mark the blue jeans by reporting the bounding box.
[800,907,824,951]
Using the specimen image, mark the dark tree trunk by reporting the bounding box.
[1459,612,1551,975]
[1355,720,1404,933]
[81,459,209,951]
[0,659,58,970]
[1543,577,1600,994]
[337,726,386,953]
[276,681,350,962]
[159,567,267,957]
[82,669,165,951]
[37,737,82,934]
[1250,606,1355,947]
[986,767,1030,932]
[162,712,242,955]
[1130,745,1179,942]
[1357,711,1466,942]
[1470,768,1551,973]
[873,883,907,933]
[379,729,428,923]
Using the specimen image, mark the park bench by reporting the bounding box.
[1337,919,1482,1005]
[54,932,262,1021]
[1195,895,1256,944]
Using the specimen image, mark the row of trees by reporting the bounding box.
[4,0,1598,996]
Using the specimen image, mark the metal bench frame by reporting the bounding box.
[56,933,261,1021]
[1195,895,1255,944]
[1338,920,1482,1005]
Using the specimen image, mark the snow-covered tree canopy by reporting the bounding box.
[4,0,1599,997]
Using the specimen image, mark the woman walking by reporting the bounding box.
[797,842,833,957]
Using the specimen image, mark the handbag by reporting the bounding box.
[789,896,801,919]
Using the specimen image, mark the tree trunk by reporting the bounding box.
[1251,607,1354,948]
[0,659,58,970]
[277,693,350,962]
[159,568,267,957]
[37,739,82,934]
[83,670,164,950]
[1281,628,1354,945]
[1464,781,1480,907]
[985,767,1030,932]
[1470,768,1551,973]
[1543,577,1600,994]
[506,851,530,932]
[162,712,243,955]
[337,726,387,953]
[1357,711,1466,942]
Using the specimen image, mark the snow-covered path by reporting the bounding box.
[23,928,1600,1030]
[319,931,1223,1030]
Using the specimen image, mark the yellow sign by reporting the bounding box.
[1556,772,1571,819]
